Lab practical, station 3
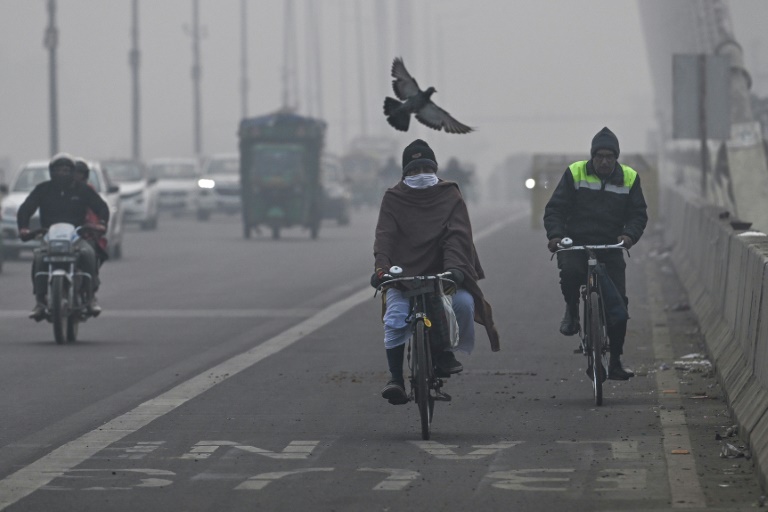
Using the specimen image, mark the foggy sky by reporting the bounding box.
[0,1,766,182]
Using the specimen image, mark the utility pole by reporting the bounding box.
[282,0,297,111]
[44,0,59,156]
[129,0,141,160]
[354,1,367,136]
[191,0,202,157]
[240,0,248,119]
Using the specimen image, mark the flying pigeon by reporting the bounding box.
[383,57,474,134]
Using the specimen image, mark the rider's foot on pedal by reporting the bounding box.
[89,297,102,317]
[435,351,463,375]
[381,379,408,405]
[559,303,580,336]
[608,360,634,380]
[29,299,46,321]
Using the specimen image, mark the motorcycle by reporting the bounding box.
[27,223,101,344]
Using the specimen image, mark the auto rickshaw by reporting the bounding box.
[238,110,326,240]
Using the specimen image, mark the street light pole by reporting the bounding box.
[240,0,248,118]
[191,0,202,157]
[44,0,59,156]
[130,0,141,160]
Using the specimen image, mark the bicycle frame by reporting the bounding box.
[376,272,455,439]
[554,241,626,405]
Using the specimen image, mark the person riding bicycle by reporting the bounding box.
[543,127,648,380]
[18,153,110,320]
[371,139,500,404]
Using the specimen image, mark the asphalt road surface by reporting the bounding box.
[0,203,763,511]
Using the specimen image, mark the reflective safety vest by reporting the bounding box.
[568,160,638,194]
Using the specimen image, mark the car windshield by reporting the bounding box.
[106,161,143,182]
[205,157,239,175]
[12,166,101,192]
[149,162,198,179]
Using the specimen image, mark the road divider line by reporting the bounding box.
[646,264,706,508]
[0,211,521,510]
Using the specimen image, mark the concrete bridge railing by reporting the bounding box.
[663,187,768,489]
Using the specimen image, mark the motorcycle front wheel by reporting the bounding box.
[50,275,67,345]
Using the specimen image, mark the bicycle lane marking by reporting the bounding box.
[0,210,524,510]
[646,261,706,508]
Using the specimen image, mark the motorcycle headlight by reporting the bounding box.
[48,240,71,254]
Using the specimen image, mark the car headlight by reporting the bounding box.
[198,178,216,189]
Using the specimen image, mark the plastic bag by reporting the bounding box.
[428,278,460,350]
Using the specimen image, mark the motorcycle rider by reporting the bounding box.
[18,153,110,320]
[73,157,110,267]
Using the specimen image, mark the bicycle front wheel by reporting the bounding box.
[413,319,432,440]
[589,291,604,405]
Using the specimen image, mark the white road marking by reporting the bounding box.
[358,468,420,491]
[487,469,575,491]
[0,309,315,319]
[119,441,165,460]
[556,439,640,460]
[180,440,319,460]
[0,213,521,510]
[234,468,334,491]
[646,265,706,508]
[410,441,523,460]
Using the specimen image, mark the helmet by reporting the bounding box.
[73,157,90,181]
[48,152,76,175]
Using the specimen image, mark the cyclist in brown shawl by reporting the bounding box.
[372,139,499,405]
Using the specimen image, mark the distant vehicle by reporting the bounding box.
[102,158,159,230]
[1,160,125,259]
[147,157,201,216]
[196,153,241,221]
[239,111,326,239]
[321,154,351,226]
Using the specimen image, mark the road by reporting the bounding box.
[0,204,762,511]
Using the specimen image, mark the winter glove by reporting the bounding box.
[444,268,464,286]
[618,235,634,249]
[370,267,391,288]
[547,237,562,253]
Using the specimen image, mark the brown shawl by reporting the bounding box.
[374,180,500,351]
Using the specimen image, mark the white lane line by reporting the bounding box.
[0,212,521,510]
[646,265,706,508]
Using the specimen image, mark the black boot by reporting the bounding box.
[435,350,463,375]
[381,345,408,404]
[608,355,634,380]
[29,295,47,322]
[559,302,580,336]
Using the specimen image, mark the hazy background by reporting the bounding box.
[0,0,766,182]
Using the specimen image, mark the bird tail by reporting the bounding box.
[383,97,410,131]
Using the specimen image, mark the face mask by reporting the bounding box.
[403,173,438,189]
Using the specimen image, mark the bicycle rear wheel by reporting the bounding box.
[413,319,432,440]
[589,291,604,405]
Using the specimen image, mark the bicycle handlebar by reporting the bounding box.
[375,272,455,293]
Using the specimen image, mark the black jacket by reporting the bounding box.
[543,160,647,245]
[17,180,110,230]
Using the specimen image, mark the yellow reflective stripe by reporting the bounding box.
[569,161,638,190]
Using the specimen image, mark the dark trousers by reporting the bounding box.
[557,250,628,355]
[32,239,100,299]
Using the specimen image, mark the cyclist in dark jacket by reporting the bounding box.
[543,127,648,380]
[18,153,110,320]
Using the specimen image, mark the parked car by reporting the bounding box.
[195,153,241,221]
[147,157,201,216]
[102,159,159,230]
[321,154,351,226]
[1,160,125,259]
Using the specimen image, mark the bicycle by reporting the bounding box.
[553,238,627,406]
[376,266,456,440]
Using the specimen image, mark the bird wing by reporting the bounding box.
[391,57,420,100]
[416,102,474,134]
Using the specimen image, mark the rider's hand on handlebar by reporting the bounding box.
[18,228,30,241]
[547,237,562,253]
[370,267,391,288]
[617,235,634,249]
[444,268,464,286]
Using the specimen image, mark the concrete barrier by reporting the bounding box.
[662,187,768,488]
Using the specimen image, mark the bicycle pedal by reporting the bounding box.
[434,391,452,402]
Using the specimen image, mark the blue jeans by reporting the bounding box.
[383,288,475,354]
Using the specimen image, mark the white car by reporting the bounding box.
[147,157,202,216]
[195,153,241,221]
[1,160,125,259]
[102,159,159,230]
